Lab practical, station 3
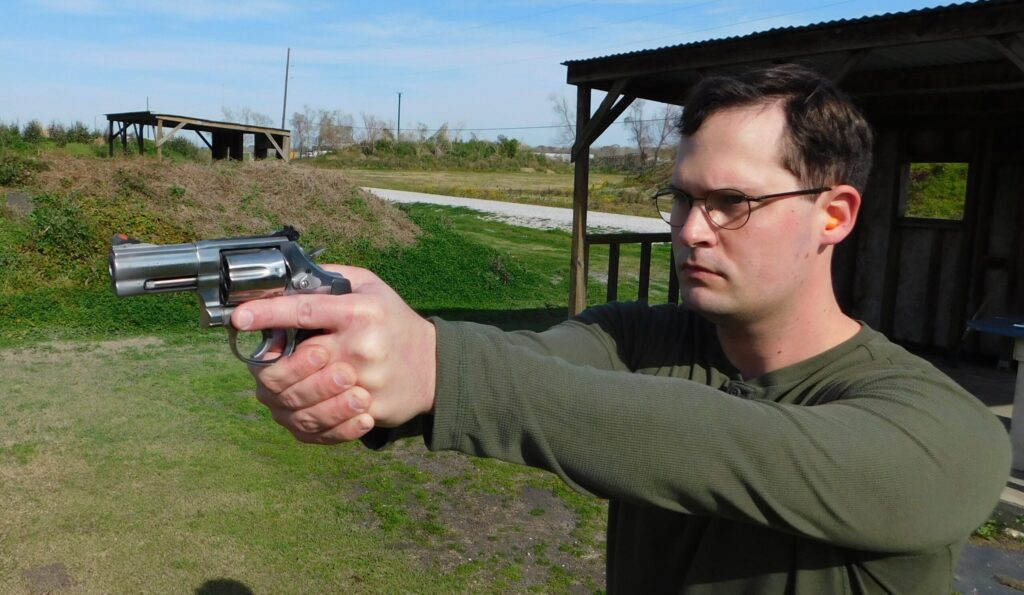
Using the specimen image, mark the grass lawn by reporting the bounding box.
[1,204,676,594]
[319,167,657,217]
[0,333,608,594]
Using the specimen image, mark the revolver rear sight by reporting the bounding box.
[109,226,351,365]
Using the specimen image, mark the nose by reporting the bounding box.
[676,201,717,248]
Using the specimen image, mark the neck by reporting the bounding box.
[714,281,860,379]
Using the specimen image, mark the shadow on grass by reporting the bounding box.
[420,306,569,332]
[195,578,254,595]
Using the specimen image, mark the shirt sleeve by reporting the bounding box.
[426,315,1012,554]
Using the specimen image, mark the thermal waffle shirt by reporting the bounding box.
[376,301,1011,594]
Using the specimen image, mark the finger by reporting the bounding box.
[269,386,371,435]
[287,413,375,445]
[257,361,357,411]
[232,294,331,333]
[252,339,336,394]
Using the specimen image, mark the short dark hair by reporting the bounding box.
[678,64,874,191]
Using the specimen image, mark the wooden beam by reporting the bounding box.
[263,132,285,159]
[572,78,633,160]
[829,49,870,83]
[846,60,1024,97]
[990,33,1024,74]
[566,2,1024,85]
[155,120,188,147]
[194,131,213,150]
[569,85,592,317]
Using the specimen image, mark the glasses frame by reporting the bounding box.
[652,185,831,230]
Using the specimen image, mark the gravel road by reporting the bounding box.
[364,187,669,234]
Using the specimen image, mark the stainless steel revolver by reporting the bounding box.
[109,226,351,365]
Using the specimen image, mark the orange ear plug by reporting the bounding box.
[825,216,840,230]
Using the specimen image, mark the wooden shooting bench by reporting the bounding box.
[105,111,291,162]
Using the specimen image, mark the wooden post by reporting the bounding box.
[568,85,592,317]
[156,119,163,161]
[108,120,114,157]
[607,243,620,302]
[638,242,652,302]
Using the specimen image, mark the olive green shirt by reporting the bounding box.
[382,302,1011,593]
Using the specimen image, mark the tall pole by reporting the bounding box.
[281,48,291,129]
[396,92,402,141]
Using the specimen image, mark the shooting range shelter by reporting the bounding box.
[105,112,291,162]
[564,0,1024,359]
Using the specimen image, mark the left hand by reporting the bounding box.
[232,265,437,444]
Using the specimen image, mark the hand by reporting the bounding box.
[231,265,437,444]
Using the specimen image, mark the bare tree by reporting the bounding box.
[548,93,575,147]
[360,113,387,149]
[623,100,650,167]
[317,109,354,150]
[222,106,273,127]
[249,111,274,127]
[650,104,682,166]
[289,111,312,154]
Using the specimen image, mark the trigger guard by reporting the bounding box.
[228,325,298,367]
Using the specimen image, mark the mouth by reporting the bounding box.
[680,262,720,280]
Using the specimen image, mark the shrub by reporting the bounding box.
[0,153,48,186]
[22,120,45,144]
[26,192,100,262]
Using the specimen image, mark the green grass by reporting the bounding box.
[321,167,658,217]
[2,202,654,593]
[0,203,673,347]
[0,334,607,593]
[906,162,968,220]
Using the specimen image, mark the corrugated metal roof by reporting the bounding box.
[562,0,1005,65]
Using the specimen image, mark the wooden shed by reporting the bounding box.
[106,112,290,162]
[563,0,1024,358]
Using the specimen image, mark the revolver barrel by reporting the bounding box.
[109,228,352,365]
[108,241,201,297]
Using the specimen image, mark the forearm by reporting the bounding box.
[427,319,1011,553]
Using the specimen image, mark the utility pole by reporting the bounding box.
[396,92,402,141]
[281,48,291,129]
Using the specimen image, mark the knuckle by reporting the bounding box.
[296,298,317,329]
[275,388,302,411]
[292,414,320,434]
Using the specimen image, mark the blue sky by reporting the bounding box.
[4,0,954,146]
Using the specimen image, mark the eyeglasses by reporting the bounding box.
[652,185,831,230]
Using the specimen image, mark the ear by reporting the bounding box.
[819,185,861,246]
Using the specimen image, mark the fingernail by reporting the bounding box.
[308,349,327,368]
[333,373,351,390]
[356,415,373,431]
[235,309,253,330]
[348,393,366,413]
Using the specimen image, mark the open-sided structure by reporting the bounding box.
[563,0,1024,358]
[106,112,291,162]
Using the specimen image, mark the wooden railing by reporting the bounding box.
[586,232,678,304]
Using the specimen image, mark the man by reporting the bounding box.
[230,65,1010,593]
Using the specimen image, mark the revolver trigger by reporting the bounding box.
[227,324,298,367]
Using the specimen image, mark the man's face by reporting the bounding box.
[671,102,824,326]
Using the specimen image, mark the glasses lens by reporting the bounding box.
[654,190,680,225]
[706,190,750,230]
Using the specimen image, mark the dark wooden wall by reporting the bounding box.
[834,121,1024,359]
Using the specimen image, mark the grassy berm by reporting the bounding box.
[0,154,579,345]
[0,154,609,594]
